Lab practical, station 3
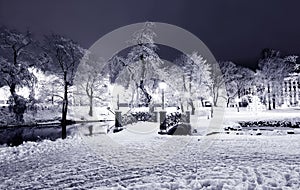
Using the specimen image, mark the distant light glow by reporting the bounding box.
[159,82,167,90]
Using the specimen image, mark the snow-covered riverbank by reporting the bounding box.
[1,124,300,189]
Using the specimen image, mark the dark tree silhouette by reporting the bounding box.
[43,34,84,139]
[0,26,36,122]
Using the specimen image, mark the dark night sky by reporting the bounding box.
[0,0,300,69]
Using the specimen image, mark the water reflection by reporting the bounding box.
[79,121,114,136]
[0,121,114,146]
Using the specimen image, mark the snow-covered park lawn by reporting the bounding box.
[1,120,300,189]
[223,107,300,122]
[0,107,300,189]
[190,107,300,135]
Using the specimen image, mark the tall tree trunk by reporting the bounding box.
[227,97,230,107]
[188,99,195,115]
[13,50,17,66]
[179,98,184,113]
[51,85,54,104]
[188,71,193,113]
[149,101,154,113]
[136,83,139,107]
[183,75,188,111]
[9,46,27,122]
[213,88,219,107]
[272,94,276,109]
[9,83,26,122]
[237,89,241,98]
[130,87,135,108]
[88,88,93,116]
[9,83,17,113]
[89,96,93,116]
[61,72,68,139]
[139,80,152,107]
[186,101,189,111]
[267,83,271,110]
[138,57,152,108]
[10,83,16,96]
[183,75,187,91]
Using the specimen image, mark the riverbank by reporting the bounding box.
[1,106,299,145]
[0,124,78,146]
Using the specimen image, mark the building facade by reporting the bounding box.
[283,73,300,107]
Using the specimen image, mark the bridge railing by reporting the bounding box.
[159,111,190,134]
[113,110,191,135]
[114,111,158,131]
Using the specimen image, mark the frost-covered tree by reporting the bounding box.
[211,61,237,106]
[284,55,299,72]
[174,52,211,114]
[257,49,295,110]
[109,22,164,112]
[224,65,255,107]
[0,26,36,122]
[162,65,186,112]
[34,70,64,105]
[236,66,255,97]
[43,34,84,138]
[75,53,110,116]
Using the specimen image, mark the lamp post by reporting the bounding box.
[159,82,167,110]
[158,82,167,133]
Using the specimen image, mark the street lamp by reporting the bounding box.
[158,81,167,134]
[159,82,167,110]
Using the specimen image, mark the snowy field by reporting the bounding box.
[1,121,300,189]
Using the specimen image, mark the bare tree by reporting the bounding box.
[43,34,84,139]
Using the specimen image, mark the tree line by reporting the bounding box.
[0,27,86,138]
[0,23,299,139]
[219,49,298,109]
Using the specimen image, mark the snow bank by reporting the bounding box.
[0,135,81,163]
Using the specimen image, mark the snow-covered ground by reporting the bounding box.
[1,121,300,189]
[1,107,300,189]
[223,107,300,122]
[190,107,300,135]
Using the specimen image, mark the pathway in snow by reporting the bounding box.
[1,123,300,189]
